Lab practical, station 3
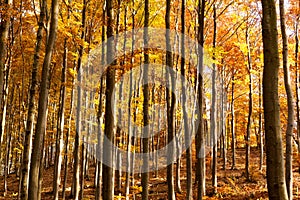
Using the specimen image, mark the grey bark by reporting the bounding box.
[166,0,175,199]
[279,0,294,198]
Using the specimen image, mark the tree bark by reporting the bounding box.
[211,5,217,195]
[279,0,294,198]
[141,0,150,198]
[295,12,300,157]
[28,0,59,198]
[197,0,206,198]
[0,0,13,180]
[245,27,253,181]
[166,0,175,199]
[258,71,263,171]
[231,72,236,170]
[53,28,68,200]
[261,0,288,199]
[0,0,12,149]
[180,0,192,199]
[102,0,115,199]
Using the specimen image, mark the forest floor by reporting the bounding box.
[1,147,300,199]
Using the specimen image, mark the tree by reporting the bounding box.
[180,0,192,199]
[295,2,300,158]
[102,0,115,199]
[52,13,68,200]
[71,0,88,198]
[19,1,46,199]
[141,0,150,198]
[95,4,106,200]
[0,0,13,166]
[245,25,253,181]
[279,0,294,199]
[165,0,176,199]
[211,4,217,195]
[197,0,206,198]
[261,0,288,199]
[28,0,60,198]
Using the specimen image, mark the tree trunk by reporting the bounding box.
[295,14,300,157]
[53,31,68,200]
[258,71,263,171]
[62,80,75,200]
[211,5,217,195]
[197,0,206,198]
[0,0,12,151]
[71,0,87,198]
[245,27,253,181]
[141,0,150,198]
[231,72,236,170]
[20,0,46,198]
[279,0,294,198]
[125,3,134,199]
[102,0,115,198]
[28,0,59,198]
[261,0,288,199]
[180,0,192,199]
[221,65,227,170]
[95,5,105,200]
[166,0,175,198]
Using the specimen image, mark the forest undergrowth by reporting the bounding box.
[0,148,299,199]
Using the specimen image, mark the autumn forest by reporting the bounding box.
[0,0,299,199]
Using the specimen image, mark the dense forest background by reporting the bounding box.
[0,0,299,199]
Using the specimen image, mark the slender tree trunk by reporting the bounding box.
[245,27,253,181]
[0,0,12,153]
[28,0,59,198]
[95,6,106,200]
[261,0,288,199]
[197,0,206,198]
[102,0,115,198]
[211,5,217,195]
[62,82,74,200]
[231,72,236,170]
[95,77,104,200]
[221,65,227,170]
[180,0,192,198]
[125,3,134,199]
[141,0,150,198]
[20,1,46,200]
[4,85,13,196]
[53,31,68,200]
[166,0,175,198]
[19,1,46,198]
[71,0,87,198]
[37,120,47,200]
[258,72,263,171]
[279,0,294,198]
[295,16,300,157]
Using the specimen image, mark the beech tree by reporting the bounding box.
[0,0,299,199]
[197,0,206,198]
[0,0,12,165]
[18,0,46,199]
[279,0,294,199]
[28,0,60,198]
[141,0,150,198]
[166,0,176,199]
[261,0,288,199]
